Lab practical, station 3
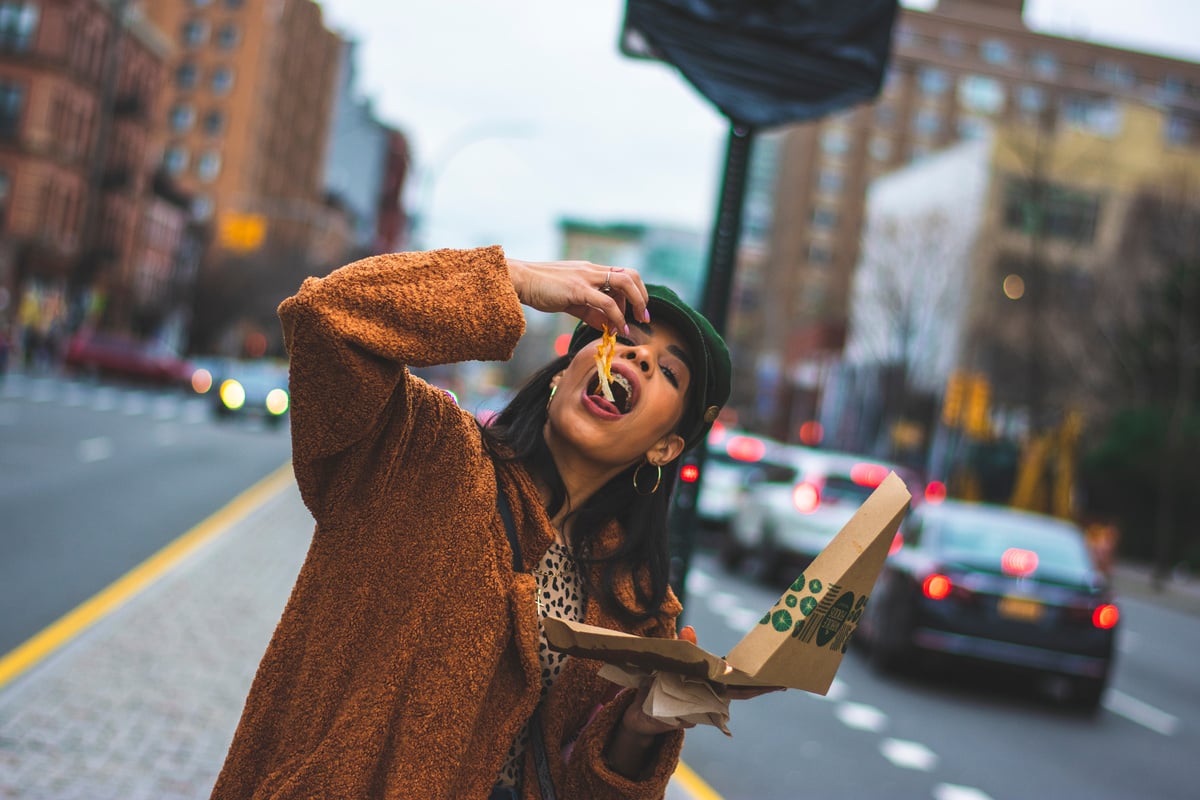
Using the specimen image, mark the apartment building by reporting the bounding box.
[0,0,174,336]
[738,0,1200,441]
[145,0,342,259]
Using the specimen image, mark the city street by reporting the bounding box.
[1,370,1197,799]
[0,370,292,654]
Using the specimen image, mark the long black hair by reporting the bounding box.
[479,354,682,623]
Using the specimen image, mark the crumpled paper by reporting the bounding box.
[598,664,733,735]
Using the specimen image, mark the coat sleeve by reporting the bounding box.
[277,246,525,518]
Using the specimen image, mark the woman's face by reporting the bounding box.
[545,317,693,469]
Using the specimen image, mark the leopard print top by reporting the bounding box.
[494,542,583,789]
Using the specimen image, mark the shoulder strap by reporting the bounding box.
[494,467,522,572]
[492,463,557,800]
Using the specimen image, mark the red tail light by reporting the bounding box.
[889,531,904,555]
[1092,604,1119,629]
[850,462,888,487]
[680,464,700,483]
[1001,548,1039,577]
[726,435,766,462]
[923,574,953,600]
[924,480,947,504]
[792,481,821,514]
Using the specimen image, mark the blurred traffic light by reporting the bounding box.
[942,371,966,427]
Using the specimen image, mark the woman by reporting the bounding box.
[211,246,745,799]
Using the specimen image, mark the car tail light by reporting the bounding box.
[680,464,700,483]
[726,435,766,462]
[888,531,904,555]
[850,462,888,487]
[1092,604,1119,629]
[924,480,947,504]
[792,481,821,514]
[1000,548,1039,577]
[922,573,953,600]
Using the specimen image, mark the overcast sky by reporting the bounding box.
[317,0,1200,262]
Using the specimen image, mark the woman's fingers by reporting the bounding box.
[678,625,698,645]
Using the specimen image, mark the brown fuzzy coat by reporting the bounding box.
[210,247,684,799]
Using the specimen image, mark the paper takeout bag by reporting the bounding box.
[544,471,911,696]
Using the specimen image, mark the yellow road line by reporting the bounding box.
[0,462,295,691]
[674,760,726,800]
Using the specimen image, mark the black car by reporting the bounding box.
[857,499,1118,710]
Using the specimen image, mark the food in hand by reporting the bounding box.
[594,324,617,403]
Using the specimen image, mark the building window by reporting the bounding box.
[1161,75,1187,98]
[1093,60,1135,89]
[0,81,23,139]
[215,23,239,49]
[914,109,941,137]
[980,39,1012,66]
[0,2,40,52]
[1062,94,1122,137]
[169,104,195,132]
[1165,112,1199,147]
[164,145,189,175]
[197,150,222,181]
[203,109,224,136]
[1018,85,1045,113]
[811,207,838,230]
[182,19,209,48]
[192,194,213,221]
[820,127,849,155]
[1030,51,1059,79]
[817,168,843,194]
[957,115,989,140]
[918,66,949,96]
[958,74,1005,115]
[211,66,234,95]
[1003,178,1101,244]
[176,62,198,90]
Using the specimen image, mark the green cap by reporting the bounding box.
[568,284,731,452]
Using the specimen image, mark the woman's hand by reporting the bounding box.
[506,258,650,336]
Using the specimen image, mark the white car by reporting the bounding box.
[695,429,789,533]
[724,446,924,583]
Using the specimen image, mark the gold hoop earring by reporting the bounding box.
[633,461,662,496]
[546,384,557,411]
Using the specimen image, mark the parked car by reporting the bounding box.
[210,359,290,427]
[856,499,1118,711]
[724,446,925,580]
[695,428,789,534]
[63,331,194,387]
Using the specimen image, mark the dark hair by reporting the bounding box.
[480,354,681,623]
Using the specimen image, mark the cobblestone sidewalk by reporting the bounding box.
[0,481,313,800]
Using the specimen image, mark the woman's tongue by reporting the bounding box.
[590,389,622,415]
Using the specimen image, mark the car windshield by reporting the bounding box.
[820,476,875,504]
[928,514,1093,577]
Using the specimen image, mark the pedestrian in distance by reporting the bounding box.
[210,246,773,800]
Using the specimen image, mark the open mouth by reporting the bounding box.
[589,370,634,413]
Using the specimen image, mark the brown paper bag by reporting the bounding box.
[544,471,911,694]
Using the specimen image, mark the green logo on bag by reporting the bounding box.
[809,579,823,594]
[771,609,793,632]
[815,591,855,647]
[790,574,806,592]
[799,596,817,616]
[785,594,798,608]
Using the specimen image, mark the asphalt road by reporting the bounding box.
[0,370,293,656]
[677,549,1199,800]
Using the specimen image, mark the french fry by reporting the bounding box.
[594,324,616,403]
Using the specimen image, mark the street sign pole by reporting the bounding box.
[669,120,755,608]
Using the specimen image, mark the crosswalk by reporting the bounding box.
[0,370,212,424]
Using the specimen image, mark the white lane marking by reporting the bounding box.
[93,388,116,411]
[123,393,148,415]
[880,738,938,771]
[1115,628,1138,655]
[31,382,55,402]
[63,383,87,406]
[77,436,114,463]
[836,701,887,733]
[687,568,715,593]
[153,396,177,419]
[1103,689,1180,736]
[934,784,994,800]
